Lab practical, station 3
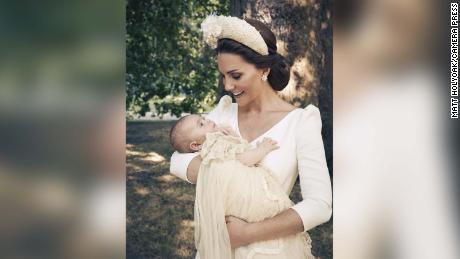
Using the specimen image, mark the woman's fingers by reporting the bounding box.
[225,215,245,223]
[217,125,238,136]
[218,127,231,135]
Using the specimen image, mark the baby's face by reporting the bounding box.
[186,115,217,144]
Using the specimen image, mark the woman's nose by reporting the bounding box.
[224,82,234,92]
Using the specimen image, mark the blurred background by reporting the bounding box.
[126,0,332,258]
[0,1,125,258]
[334,0,460,259]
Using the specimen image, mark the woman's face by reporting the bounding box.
[217,53,265,107]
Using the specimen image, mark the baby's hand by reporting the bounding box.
[257,137,279,153]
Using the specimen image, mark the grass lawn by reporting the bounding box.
[127,120,332,259]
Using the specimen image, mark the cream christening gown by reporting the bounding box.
[194,131,315,259]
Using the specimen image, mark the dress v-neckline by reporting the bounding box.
[236,108,301,144]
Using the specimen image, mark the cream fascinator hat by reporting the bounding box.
[200,15,269,56]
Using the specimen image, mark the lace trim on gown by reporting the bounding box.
[200,131,248,164]
[201,132,282,204]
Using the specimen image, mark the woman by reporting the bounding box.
[170,15,332,256]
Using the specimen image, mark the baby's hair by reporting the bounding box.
[169,115,194,153]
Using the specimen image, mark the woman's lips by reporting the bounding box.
[233,91,244,98]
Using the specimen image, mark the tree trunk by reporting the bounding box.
[231,0,333,176]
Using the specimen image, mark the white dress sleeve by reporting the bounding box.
[169,95,234,183]
[290,105,332,231]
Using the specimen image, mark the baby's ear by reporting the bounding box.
[189,141,202,151]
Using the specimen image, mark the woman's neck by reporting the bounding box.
[239,88,283,114]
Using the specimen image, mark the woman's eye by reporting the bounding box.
[232,74,241,80]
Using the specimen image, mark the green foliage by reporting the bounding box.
[126,0,229,117]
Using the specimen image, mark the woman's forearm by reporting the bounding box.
[186,155,202,184]
[247,208,304,243]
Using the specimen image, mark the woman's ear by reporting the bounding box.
[189,141,202,151]
[263,68,271,76]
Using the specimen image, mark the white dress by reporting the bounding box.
[170,96,332,257]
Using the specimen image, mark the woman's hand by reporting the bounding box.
[225,216,253,249]
[226,209,306,248]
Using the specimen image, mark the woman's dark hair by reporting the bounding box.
[215,18,291,91]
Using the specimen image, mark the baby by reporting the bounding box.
[170,114,279,165]
[170,114,314,259]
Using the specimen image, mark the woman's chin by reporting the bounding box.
[234,94,246,105]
